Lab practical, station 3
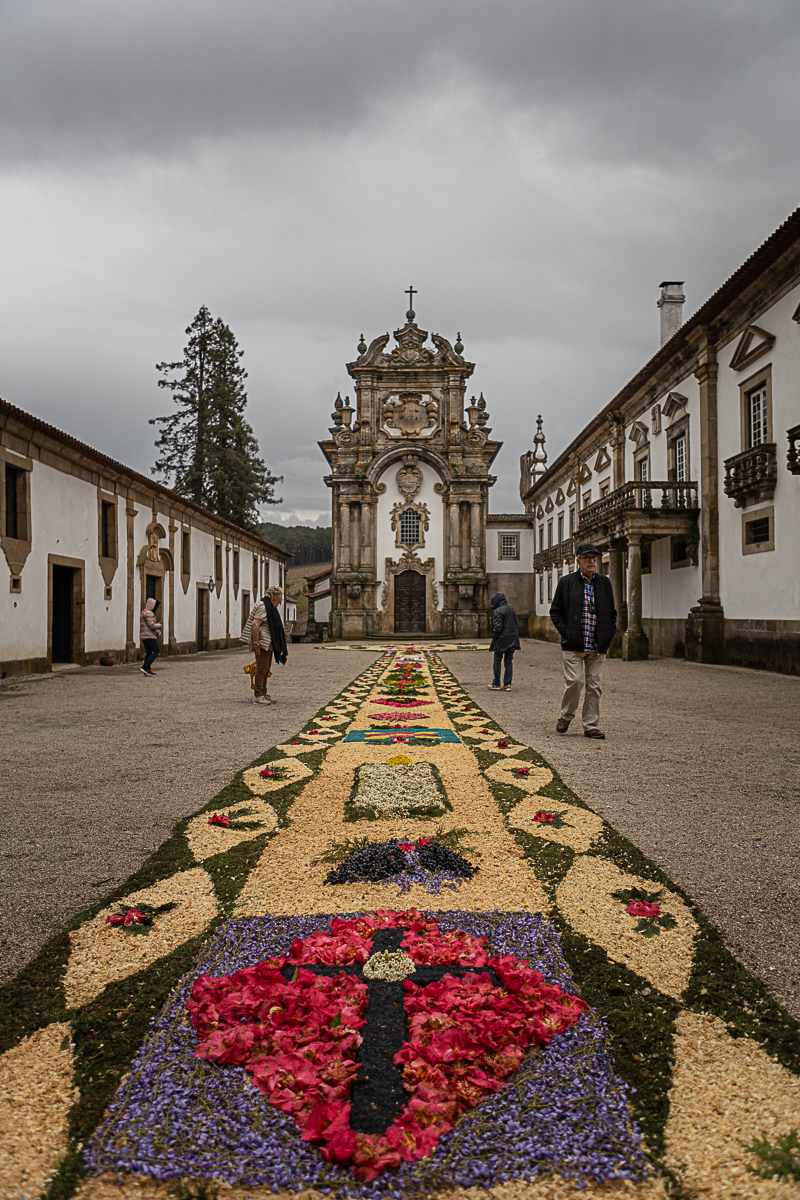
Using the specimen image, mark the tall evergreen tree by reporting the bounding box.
[151,306,282,532]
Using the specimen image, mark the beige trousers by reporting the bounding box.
[560,651,606,730]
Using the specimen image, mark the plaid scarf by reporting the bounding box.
[580,573,597,652]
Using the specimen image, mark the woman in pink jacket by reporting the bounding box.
[139,598,162,676]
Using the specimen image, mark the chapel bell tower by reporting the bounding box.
[319,290,501,639]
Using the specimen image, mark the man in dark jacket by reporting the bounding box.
[488,592,521,691]
[549,543,617,739]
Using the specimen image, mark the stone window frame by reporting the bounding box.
[498,533,519,561]
[741,504,774,555]
[667,416,690,482]
[739,363,772,451]
[214,541,223,593]
[232,547,240,597]
[569,505,576,535]
[634,448,650,481]
[582,490,592,510]
[547,519,554,548]
[181,526,192,594]
[0,447,33,581]
[538,574,544,605]
[538,524,545,553]
[97,488,119,588]
[390,500,430,552]
[599,477,611,498]
[547,572,553,602]
[557,512,564,543]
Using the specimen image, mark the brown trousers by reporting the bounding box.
[253,649,273,698]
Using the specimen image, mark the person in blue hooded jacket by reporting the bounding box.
[488,592,521,691]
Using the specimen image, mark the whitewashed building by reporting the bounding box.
[0,398,292,676]
[521,207,800,673]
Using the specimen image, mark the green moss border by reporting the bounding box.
[2,652,388,1200]
[425,652,800,1175]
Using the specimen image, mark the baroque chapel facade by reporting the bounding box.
[319,300,501,639]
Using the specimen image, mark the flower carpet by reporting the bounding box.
[2,650,800,1200]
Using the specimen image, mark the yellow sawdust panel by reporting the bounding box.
[184,798,278,862]
[484,758,554,794]
[508,798,605,854]
[276,742,327,757]
[65,867,217,1008]
[243,759,313,795]
[0,1022,76,1200]
[556,856,697,1000]
[664,1010,800,1199]
[234,737,548,917]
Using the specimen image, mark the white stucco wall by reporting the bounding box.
[624,374,701,484]
[375,461,445,585]
[641,536,699,619]
[0,443,287,666]
[715,281,800,619]
[485,523,534,573]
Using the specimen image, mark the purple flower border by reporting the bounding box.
[85,911,649,1198]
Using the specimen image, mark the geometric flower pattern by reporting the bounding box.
[4,645,799,1200]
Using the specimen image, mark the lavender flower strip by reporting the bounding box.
[85,911,648,1198]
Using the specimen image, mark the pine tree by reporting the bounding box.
[151,307,282,532]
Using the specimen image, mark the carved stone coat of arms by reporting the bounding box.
[382,393,438,438]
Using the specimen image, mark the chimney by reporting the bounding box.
[657,281,685,346]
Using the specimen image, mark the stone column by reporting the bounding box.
[607,545,624,657]
[361,500,373,572]
[168,522,177,651]
[469,500,481,569]
[609,415,626,490]
[339,501,351,570]
[448,501,460,569]
[622,535,649,660]
[351,504,361,570]
[331,495,340,570]
[686,331,725,663]
[225,543,230,646]
[125,504,137,661]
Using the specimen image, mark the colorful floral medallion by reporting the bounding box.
[86,911,647,1195]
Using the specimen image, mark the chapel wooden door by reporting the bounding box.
[394,570,426,633]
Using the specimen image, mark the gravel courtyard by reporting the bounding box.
[0,646,380,986]
[2,640,798,1020]
[448,640,800,1019]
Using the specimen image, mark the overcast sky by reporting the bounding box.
[1,0,799,523]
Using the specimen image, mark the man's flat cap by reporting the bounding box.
[576,542,599,556]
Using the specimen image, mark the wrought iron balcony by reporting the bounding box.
[788,425,800,475]
[578,481,699,538]
[723,443,777,508]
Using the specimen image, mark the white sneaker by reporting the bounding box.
[252,695,271,706]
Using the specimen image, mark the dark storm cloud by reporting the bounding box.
[1,0,799,516]
[2,0,799,168]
